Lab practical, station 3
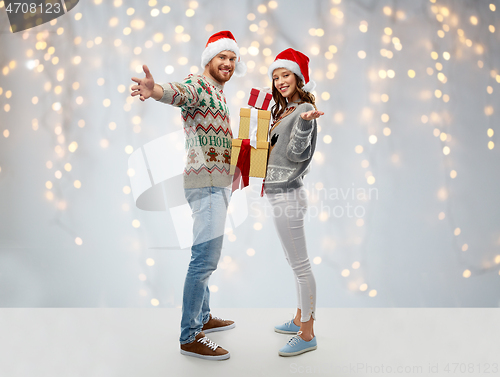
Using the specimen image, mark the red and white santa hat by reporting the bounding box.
[268,48,316,92]
[201,30,247,77]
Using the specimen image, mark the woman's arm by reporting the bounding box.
[286,105,323,162]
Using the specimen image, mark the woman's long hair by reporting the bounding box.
[271,74,317,121]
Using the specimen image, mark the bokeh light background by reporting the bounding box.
[0,0,499,307]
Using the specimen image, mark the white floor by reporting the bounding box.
[0,308,498,377]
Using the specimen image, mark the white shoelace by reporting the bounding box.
[211,315,225,321]
[197,336,219,351]
[283,318,295,326]
[287,331,303,347]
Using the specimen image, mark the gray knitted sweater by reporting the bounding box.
[264,101,317,194]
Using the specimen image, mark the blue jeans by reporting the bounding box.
[179,186,231,344]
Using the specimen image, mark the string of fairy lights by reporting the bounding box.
[296,1,379,298]
[426,0,500,277]
[312,2,408,299]
[0,6,84,244]
[338,0,499,297]
[0,0,498,307]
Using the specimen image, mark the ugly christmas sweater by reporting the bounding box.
[264,101,317,194]
[157,74,232,189]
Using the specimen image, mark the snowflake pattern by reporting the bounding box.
[288,132,312,155]
[265,165,296,183]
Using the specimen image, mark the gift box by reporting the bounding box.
[230,107,271,188]
[237,108,271,142]
[248,87,273,111]
[230,139,269,178]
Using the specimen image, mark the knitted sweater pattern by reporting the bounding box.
[264,101,317,194]
[158,74,232,189]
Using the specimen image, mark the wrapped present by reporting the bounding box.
[230,139,269,179]
[238,108,271,146]
[231,107,271,190]
[248,87,273,111]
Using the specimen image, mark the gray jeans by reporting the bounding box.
[267,186,316,322]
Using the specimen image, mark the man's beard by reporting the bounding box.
[209,63,233,84]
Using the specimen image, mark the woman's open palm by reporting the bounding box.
[300,109,324,121]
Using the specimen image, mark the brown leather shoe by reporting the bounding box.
[180,331,230,360]
[202,314,235,333]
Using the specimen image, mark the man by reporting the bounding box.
[130,31,246,360]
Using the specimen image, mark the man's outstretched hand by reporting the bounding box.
[131,65,157,101]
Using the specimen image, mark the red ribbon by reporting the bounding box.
[232,139,251,192]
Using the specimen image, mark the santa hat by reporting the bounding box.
[268,48,316,92]
[201,30,246,77]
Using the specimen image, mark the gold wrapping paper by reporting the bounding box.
[230,140,269,178]
[238,108,271,142]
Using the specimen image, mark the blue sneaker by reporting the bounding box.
[278,331,317,357]
[274,318,301,334]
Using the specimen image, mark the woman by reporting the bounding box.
[263,48,324,356]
